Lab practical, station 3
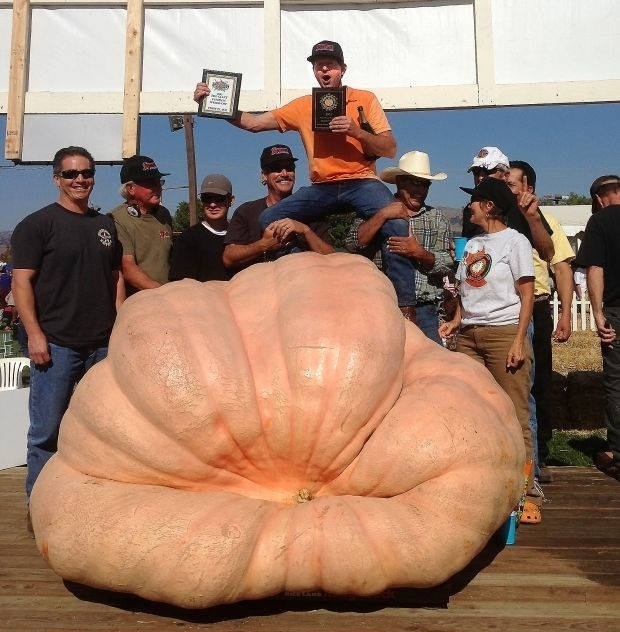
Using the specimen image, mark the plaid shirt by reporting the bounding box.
[345,204,454,305]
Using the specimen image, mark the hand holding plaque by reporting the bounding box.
[197,69,242,119]
[312,87,346,131]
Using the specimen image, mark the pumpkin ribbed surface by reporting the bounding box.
[30,252,524,608]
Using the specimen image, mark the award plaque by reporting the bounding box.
[197,69,242,119]
[312,87,346,131]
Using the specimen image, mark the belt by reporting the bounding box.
[534,294,550,303]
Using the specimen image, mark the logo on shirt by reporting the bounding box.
[464,248,491,288]
[160,228,172,239]
[98,228,113,247]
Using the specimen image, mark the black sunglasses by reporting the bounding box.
[201,193,229,205]
[58,168,95,180]
[264,162,296,174]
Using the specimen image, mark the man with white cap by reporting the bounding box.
[346,151,453,335]
[462,146,554,262]
[169,174,234,282]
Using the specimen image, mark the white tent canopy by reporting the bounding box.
[2,0,619,161]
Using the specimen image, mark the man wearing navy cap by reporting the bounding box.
[223,144,334,273]
[110,154,173,295]
[195,41,421,321]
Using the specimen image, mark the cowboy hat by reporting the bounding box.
[380,151,447,183]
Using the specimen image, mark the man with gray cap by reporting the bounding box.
[169,174,233,282]
[223,144,334,274]
[574,174,620,480]
[194,41,421,318]
[110,154,173,295]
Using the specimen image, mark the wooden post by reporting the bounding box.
[122,0,144,157]
[5,0,30,162]
[184,115,198,227]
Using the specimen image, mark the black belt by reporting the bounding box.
[534,294,550,303]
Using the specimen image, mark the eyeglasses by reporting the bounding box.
[133,179,165,188]
[201,193,229,205]
[265,162,296,174]
[58,168,95,180]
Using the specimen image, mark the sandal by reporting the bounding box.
[594,452,620,480]
[520,500,542,524]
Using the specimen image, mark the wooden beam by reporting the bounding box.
[5,0,30,162]
[122,0,144,157]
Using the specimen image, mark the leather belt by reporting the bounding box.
[534,294,550,303]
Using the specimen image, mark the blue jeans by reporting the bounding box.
[259,179,416,306]
[26,342,108,500]
[526,321,540,477]
[416,303,441,344]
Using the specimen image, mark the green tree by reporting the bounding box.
[566,192,591,205]
[173,200,201,232]
[327,207,356,251]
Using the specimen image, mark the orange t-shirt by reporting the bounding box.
[273,87,391,183]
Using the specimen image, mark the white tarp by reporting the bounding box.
[1,0,618,161]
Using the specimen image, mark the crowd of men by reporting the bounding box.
[9,40,619,531]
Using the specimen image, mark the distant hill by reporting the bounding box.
[0,231,12,261]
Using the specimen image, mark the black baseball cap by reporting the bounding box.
[260,145,298,170]
[120,155,169,184]
[590,175,620,213]
[307,40,344,64]
[460,178,515,214]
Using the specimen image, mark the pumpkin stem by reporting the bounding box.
[296,488,313,503]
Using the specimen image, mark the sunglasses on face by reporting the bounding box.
[58,168,95,180]
[201,193,229,205]
[265,162,296,174]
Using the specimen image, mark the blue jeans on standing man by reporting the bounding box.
[259,179,417,306]
[26,342,108,500]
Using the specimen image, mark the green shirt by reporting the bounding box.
[110,203,173,293]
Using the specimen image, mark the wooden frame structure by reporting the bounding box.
[2,0,619,162]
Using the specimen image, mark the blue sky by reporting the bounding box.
[1,101,618,232]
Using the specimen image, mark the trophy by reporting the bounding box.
[198,69,242,119]
[312,87,346,131]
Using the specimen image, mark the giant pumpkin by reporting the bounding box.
[30,252,524,609]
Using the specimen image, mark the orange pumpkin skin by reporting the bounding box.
[30,253,524,609]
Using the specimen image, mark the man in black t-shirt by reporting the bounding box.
[574,174,620,480]
[168,174,234,282]
[223,145,334,275]
[11,146,124,505]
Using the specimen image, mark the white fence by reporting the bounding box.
[551,292,596,332]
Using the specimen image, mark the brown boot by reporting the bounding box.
[400,305,417,324]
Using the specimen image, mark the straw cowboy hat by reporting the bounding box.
[380,151,447,184]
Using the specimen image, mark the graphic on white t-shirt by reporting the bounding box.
[464,247,492,288]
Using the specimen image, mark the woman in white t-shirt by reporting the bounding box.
[439,178,539,523]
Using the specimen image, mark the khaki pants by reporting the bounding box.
[457,324,536,498]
